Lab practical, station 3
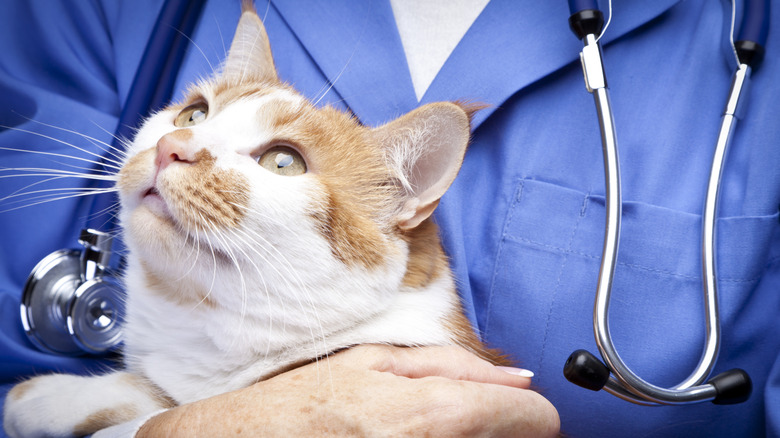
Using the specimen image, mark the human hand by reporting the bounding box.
[137,344,560,437]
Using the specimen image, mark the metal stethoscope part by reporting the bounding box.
[562,0,768,405]
[21,229,124,355]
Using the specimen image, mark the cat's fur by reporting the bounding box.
[3,5,503,437]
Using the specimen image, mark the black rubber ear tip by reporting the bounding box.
[564,349,611,391]
[709,369,752,405]
[568,9,605,40]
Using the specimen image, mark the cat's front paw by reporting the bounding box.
[5,375,88,437]
[3,372,169,438]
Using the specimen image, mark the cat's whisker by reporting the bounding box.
[0,127,125,170]
[186,224,220,316]
[178,224,207,288]
[0,145,122,172]
[259,0,271,25]
[198,228,221,311]
[223,227,279,358]
[50,159,122,177]
[170,26,215,75]
[1,185,114,203]
[1,172,112,204]
[22,118,129,163]
[223,204,333,369]
[0,167,117,180]
[205,223,252,354]
[85,201,122,231]
[234,222,330,360]
[179,220,215,309]
[0,188,117,213]
[87,121,133,159]
[215,16,227,63]
[311,39,360,107]
[228,226,327,360]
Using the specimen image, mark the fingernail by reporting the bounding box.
[497,366,535,378]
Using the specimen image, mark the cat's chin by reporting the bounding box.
[140,187,174,221]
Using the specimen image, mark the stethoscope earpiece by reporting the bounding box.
[708,368,752,405]
[563,349,610,392]
[21,229,124,356]
[564,349,753,405]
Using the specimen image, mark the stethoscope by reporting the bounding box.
[562,0,768,405]
[16,0,769,406]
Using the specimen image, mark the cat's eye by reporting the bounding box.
[257,146,307,176]
[174,101,209,127]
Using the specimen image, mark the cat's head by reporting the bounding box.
[117,6,470,314]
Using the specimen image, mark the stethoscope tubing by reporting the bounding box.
[583,34,722,406]
[564,0,764,405]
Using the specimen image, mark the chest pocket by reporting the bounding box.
[480,178,779,387]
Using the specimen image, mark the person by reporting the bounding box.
[1,0,778,436]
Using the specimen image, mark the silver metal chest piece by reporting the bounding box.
[21,229,125,355]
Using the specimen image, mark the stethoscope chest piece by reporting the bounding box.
[21,229,124,356]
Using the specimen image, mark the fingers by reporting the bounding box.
[345,344,535,389]
[457,381,561,438]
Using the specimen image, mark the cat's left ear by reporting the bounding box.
[222,3,279,83]
[373,102,471,230]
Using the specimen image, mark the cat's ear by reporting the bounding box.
[222,3,279,83]
[373,102,471,230]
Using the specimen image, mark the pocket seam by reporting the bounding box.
[483,179,525,339]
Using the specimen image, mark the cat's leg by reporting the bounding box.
[3,371,173,438]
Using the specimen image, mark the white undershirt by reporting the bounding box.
[390,0,490,101]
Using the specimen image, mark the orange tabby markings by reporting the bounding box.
[71,404,138,437]
[165,149,250,231]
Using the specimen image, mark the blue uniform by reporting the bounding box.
[1,0,779,436]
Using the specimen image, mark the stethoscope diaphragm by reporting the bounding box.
[21,230,124,356]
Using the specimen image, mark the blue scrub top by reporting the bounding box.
[1,0,779,436]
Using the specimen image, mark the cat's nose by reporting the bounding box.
[156,129,196,171]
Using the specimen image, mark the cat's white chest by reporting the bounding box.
[120,259,458,404]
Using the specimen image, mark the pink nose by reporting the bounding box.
[155,129,195,171]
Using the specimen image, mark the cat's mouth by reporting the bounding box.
[141,186,173,220]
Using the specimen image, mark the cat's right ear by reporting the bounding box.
[373,102,471,231]
[221,2,279,83]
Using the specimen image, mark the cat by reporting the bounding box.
[3,4,505,437]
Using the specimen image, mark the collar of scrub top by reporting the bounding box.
[270,0,679,130]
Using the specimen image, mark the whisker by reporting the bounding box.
[311,27,364,107]
[177,222,205,287]
[1,185,114,201]
[0,171,115,209]
[0,145,122,172]
[228,209,330,367]
[0,188,117,213]
[0,126,125,169]
[0,172,115,182]
[205,223,250,354]
[88,121,133,157]
[197,225,220,310]
[87,197,121,220]
[216,15,227,60]
[22,118,129,163]
[170,25,215,74]
[226,227,285,358]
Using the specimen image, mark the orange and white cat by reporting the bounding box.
[3,5,503,437]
